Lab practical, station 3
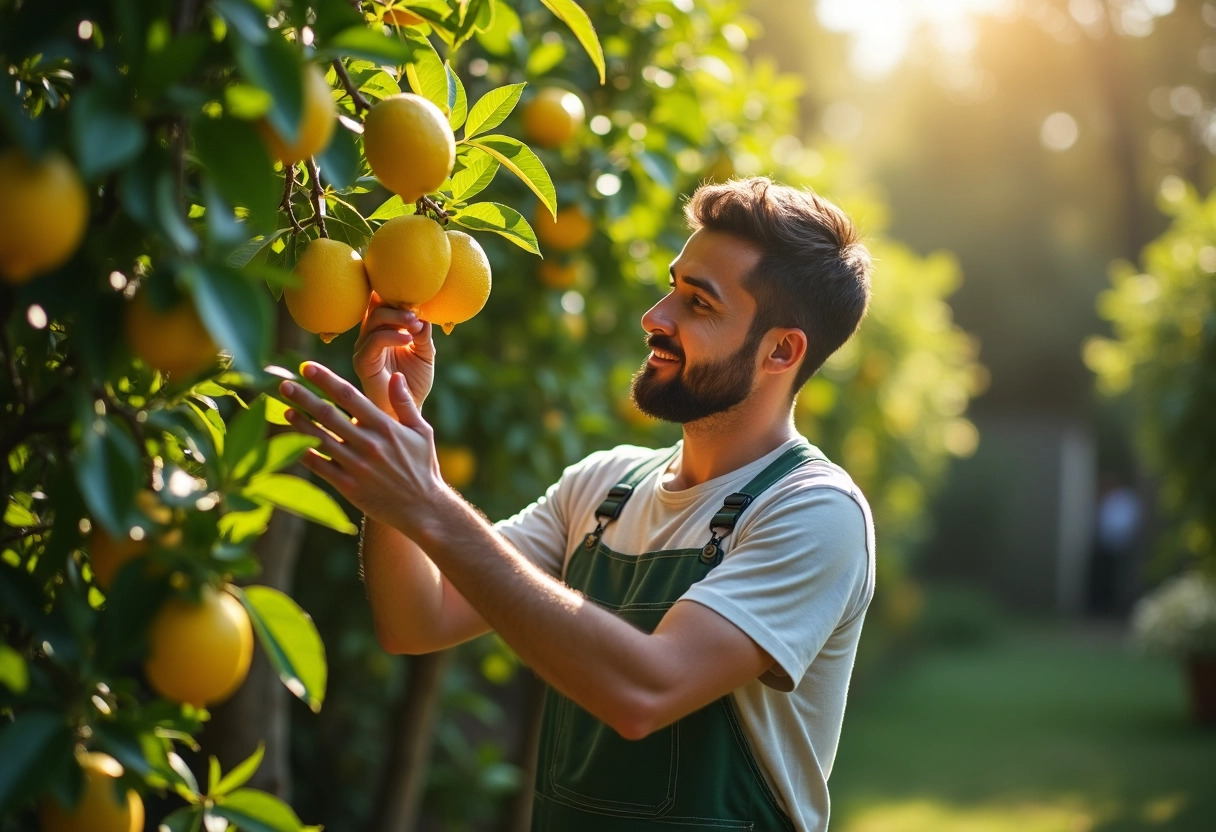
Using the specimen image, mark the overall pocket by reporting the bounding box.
[547,693,678,817]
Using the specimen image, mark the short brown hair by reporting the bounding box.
[685,177,872,391]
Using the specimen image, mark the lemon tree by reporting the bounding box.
[0,0,600,829]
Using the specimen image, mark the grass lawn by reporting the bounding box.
[828,621,1216,832]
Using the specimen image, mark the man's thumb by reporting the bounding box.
[389,373,422,425]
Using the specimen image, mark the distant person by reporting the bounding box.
[279,178,876,831]
[1088,476,1143,616]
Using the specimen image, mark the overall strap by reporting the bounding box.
[582,446,680,550]
[700,442,825,565]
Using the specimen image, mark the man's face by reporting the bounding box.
[631,230,764,424]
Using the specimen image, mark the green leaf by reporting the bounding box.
[222,395,269,479]
[0,644,28,694]
[4,499,37,527]
[227,229,291,269]
[367,194,416,221]
[159,806,203,832]
[213,744,265,797]
[465,135,556,217]
[185,262,273,374]
[317,120,361,191]
[232,34,304,145]
[463,82,525,140]
[539,0,606,84]
[403,30,449,114]
[239,585,328,712]
[324,195,374,250]
[446,63,467,132]
[213,787,322,832]
[0,712,71,814]
[452,202,539,255]
[69,86,147,181]
[265,395,292,425]
[218,502,274,545]
[232,433,318,481]
[74,415,141,537]
[211,0,269,45]
[321,25,416,64]
[194,116,278,232]
[449,149,499,203]
[242,473,358,534]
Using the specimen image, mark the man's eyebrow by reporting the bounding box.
[668,265,724,304]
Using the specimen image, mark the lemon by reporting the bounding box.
[535,204,593,252]
[125,290,218,378]
[418,230,491,334]
[88,491,175,590]
[436,444,476,490]
[144,585,254,707]
[39,752,144,832]
[522,87,586,149]
[538,259,580,290]
[286,238,371,342]
[257,63,337,164]
[0,149,89,284]
[363,93,455,202]
[364,215,451,308]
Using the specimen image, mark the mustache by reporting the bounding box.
[646,334,683,360]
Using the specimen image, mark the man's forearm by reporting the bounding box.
[360,515,485,653]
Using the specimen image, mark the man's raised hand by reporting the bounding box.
[352,291,435,415]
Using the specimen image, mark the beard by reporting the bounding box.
[630,328,763,424]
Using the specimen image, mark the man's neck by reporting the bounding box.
[667,396,798,490]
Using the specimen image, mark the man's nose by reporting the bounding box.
[641,293,675,335]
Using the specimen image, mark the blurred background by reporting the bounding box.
[245,1,1216,830]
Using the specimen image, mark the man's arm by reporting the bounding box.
[359,517,491,654]
[280,364,775,739]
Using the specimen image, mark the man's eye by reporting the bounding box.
[690,295,710,309]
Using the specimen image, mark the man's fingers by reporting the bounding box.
[289,361,388,429]
[389,372,427,429]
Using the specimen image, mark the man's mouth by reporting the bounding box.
[646,338,683,365]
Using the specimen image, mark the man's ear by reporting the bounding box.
[762,328,807,377]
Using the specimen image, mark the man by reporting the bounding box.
[279,177,876,831]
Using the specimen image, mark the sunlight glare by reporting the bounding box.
[817,0,1014,77]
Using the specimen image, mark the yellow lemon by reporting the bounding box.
[144,585,254,707]
[364,215,451,308]
[39,752,144,832]
[286,238,371,342]
[535,204,593,252]
[88,491,175,590]
[363,93,455,202]
[522,87,586,149]
[257,63,337,164]
[125,290,218,378]
[418,230,491,334]
[538,259,580,290]
[0,149,89,285]
[436,444,476,490]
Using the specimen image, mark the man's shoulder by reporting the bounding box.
[565,443,674,484]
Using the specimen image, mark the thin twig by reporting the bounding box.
[305,159,328,238]
[0,524,53,548]
[280,163,303,234]
[332,60,372,113]
[418,195,450,223]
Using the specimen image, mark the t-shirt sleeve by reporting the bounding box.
[678,481,872,692]
[494,446,656,580]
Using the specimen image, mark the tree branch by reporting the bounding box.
[281,164,304,234]
[417,195,450,223]
[305,159,328,238]
[332,60,372,113]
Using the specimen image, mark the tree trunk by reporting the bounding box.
[372,649,455,832]
[502,669,546,832]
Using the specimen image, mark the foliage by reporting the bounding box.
[1,0,985,829]
[1084,180,1216,572]
[1130,570,1216,660]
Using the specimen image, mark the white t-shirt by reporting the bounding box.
[495,438,876,832]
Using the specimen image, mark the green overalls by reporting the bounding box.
[532,442,824,831]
